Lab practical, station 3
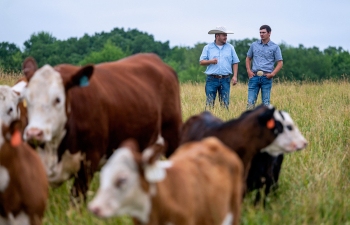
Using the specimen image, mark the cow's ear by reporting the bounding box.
[258,107,275,127]
[142,143,165,165]
[119,138,143,168]
[63,65,94,90]
[22,57,38,81]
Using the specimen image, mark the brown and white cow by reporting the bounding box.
[21,53,182,200]
[89,137,243,225]
[180,105,307,194]
[0,119,48,225]
[247,110,307,204]
[0,78,27,127]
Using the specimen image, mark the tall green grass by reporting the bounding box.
[1,72,349,224]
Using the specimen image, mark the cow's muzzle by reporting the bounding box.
[26,128,45,144]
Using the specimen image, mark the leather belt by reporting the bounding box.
[209,75,230,79]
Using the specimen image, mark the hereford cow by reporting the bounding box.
[21,53,182,201]
[0,78,27,127]
[247,111,307,205]
[89,137,243,225]
[0,120,48,225]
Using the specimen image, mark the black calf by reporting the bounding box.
[246,152,284,205]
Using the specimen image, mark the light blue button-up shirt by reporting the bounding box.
[247,40,283,73]
[199,42,240,75]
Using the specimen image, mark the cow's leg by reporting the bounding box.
[70,162,90,205]
[160,83,182,157]
[231,164,243,225]
[272,154,284,192]
[254,190,262,206]
[161,121,181,157]
[262,155,276,207]
[70,150,101,205]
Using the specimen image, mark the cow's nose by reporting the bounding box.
[89,206,101,217]
[297,141,308,151]
[302,141,308,149]
[26,128,44,142]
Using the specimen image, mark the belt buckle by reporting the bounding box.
[257,71,264,76]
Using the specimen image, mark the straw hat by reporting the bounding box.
[208,26,234,34]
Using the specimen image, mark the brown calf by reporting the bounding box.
[0,120,48,225]
[89,137,244,225]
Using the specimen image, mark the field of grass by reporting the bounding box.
[1,69,349,225]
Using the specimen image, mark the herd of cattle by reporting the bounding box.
[0,53,307,225]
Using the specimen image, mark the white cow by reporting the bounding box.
[0,80,27,126]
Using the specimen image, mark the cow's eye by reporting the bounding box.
[286,125,293,131]
[55,97,61,105]
[7,107,13,115]
[115,177,127,188]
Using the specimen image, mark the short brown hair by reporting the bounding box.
[260,25,271,33]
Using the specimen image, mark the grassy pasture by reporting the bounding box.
[1,69,349,225]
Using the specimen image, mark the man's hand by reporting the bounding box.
[211,58,218,64]
[248,70,255,79]
[265,73,275,79]
[231,77,237,86]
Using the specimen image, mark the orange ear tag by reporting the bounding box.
[266,119,275,129]
[11,130,22,147]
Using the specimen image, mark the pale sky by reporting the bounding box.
[1,0,349,51]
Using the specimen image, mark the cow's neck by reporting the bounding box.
[146,181,189,225]
[212,121,273,165]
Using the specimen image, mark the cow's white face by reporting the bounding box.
[263,111,308,156]
[23,65,67,143]
[89,148,151,223]
[0,86,20,126]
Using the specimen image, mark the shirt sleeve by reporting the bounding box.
[231,46,240,64]
[199,45,209,62]
[247,44,253,58]
[275,46,283,61]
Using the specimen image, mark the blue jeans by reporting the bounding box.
[247,76,273,109]
[205,76,231,109]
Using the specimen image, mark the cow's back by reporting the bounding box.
[60,53,181,156]
[180,112,223,145]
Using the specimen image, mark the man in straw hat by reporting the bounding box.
[199,26,240,110]
[246,25,283,109]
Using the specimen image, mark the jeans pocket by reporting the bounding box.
[206,76,214,82]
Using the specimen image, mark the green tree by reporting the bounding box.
[78,40,128,65]
[0,42,22,70]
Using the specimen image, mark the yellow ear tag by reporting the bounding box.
[23,99,27,108]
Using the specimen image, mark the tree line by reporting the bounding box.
[1,27,349,82]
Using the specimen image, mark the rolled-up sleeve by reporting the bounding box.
[247,45,253,58]
[199,45,209,62]
[275,46,283,61]
[231,47,240,64]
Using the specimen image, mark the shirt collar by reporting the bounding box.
[213,41,226,48]
[259,40,271,46]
